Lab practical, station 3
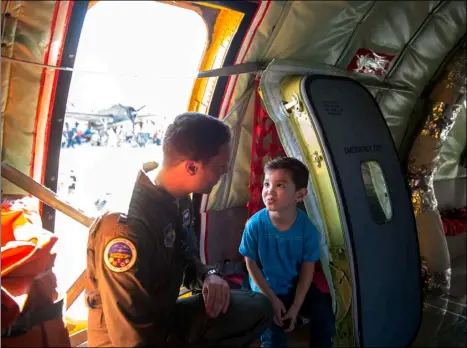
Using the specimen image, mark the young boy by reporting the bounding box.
[239,157,336,347]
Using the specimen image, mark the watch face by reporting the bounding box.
[206,269,218,278]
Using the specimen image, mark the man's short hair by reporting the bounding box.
[163,112,231,165]
[264,157,309,190]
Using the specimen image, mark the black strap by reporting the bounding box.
[197,61,266,78]
[1,298,64,338]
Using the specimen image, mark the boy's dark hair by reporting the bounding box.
[163,112,231,165]
[264,157,309,190]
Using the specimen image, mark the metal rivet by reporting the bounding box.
[50,176,56,182]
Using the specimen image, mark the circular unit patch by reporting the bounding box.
[104,238,137,273]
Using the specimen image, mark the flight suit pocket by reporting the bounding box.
[87,308,113,347]
[88,308,105,329]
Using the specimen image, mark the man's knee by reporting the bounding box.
[197,290,273,347]
[250,291,274,325]
[230,290,273,328]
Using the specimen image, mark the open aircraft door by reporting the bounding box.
[260,61,422,347]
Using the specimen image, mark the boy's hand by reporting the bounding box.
[271,296,286,327]
[282,304,300,332]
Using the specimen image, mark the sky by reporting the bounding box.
[67,1,207,118]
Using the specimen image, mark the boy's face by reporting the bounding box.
[262,168,307,212]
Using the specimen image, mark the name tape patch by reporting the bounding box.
[104,238,137,273]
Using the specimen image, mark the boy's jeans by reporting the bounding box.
[260,284,335,348]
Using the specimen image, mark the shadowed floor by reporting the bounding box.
[253,253,466,347]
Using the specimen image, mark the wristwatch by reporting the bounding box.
[203,268,225,281]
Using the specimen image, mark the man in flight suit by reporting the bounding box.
[85,112,274,347]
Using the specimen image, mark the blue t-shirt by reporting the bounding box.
[239,208,321,295]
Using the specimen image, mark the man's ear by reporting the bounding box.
[296,188,308,202]
[185,161,199,176]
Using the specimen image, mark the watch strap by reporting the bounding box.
[203,268,225,281]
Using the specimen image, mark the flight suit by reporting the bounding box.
[85,169,273,347]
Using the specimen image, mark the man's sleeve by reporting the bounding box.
[95,217,167,346]
[239,219,259,262]
[303,217,321,262]
[180,221,213,291]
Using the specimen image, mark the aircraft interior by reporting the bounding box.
[1,1,466,347]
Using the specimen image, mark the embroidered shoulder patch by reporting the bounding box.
[163,223,176,248]
[104,238,137,273]
[182,209,191,228]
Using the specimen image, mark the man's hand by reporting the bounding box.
[271,296,286,327]
[202,275,230,318]
[282,304,300,332]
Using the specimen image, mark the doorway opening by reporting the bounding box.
[53,0,207,322]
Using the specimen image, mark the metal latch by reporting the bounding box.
[283,92,303,113]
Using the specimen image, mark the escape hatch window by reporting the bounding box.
[360,161,392,224]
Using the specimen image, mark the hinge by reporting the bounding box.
[311,151,324,168]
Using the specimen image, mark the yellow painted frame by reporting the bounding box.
[185,4,243,113]
[280,75,355,347]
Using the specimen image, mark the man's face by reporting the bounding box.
[262,169,307,212]
[191,142,231,194]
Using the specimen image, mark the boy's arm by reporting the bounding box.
[245,257,276,300]
[239,218,276,300]
[240,217,287,327]
[245,257,287,327]
[291,261,316,309]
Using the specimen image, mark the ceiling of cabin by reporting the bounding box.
[209,0,466,210]
[1,1,466,202]
[233,0,466,147]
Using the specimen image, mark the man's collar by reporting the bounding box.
[136,162,183,209]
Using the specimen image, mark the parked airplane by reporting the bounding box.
[65,104,160,131]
